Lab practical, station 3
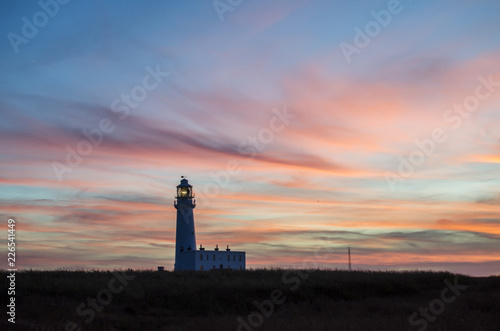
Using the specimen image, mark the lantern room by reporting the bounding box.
[176,177,194,198]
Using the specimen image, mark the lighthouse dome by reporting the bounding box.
[178,178,191,187]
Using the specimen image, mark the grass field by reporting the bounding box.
[1,269,499,330]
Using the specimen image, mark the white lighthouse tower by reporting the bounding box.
[172,177,245,271]
[174,177,196,270]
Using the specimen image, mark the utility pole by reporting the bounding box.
[348,247,352,271]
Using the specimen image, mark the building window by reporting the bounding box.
[239,255,242,261]
[233,255,236,261]
[213,265,215,270]
[200,265,203,271]
[200,254,203,261]
[213,254,215,261]
[207,254,209,260]
[220,264,223,269]
[227,255,230,261]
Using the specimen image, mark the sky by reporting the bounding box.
[1,0,499,276]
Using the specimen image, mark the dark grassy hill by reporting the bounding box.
[1,269,499,330]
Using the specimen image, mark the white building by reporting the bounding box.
[173,177,246,271]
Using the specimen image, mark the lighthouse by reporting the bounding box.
[174,177,197,270]
[172,177,245,271]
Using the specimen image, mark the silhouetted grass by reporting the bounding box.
[0,268,499,330]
